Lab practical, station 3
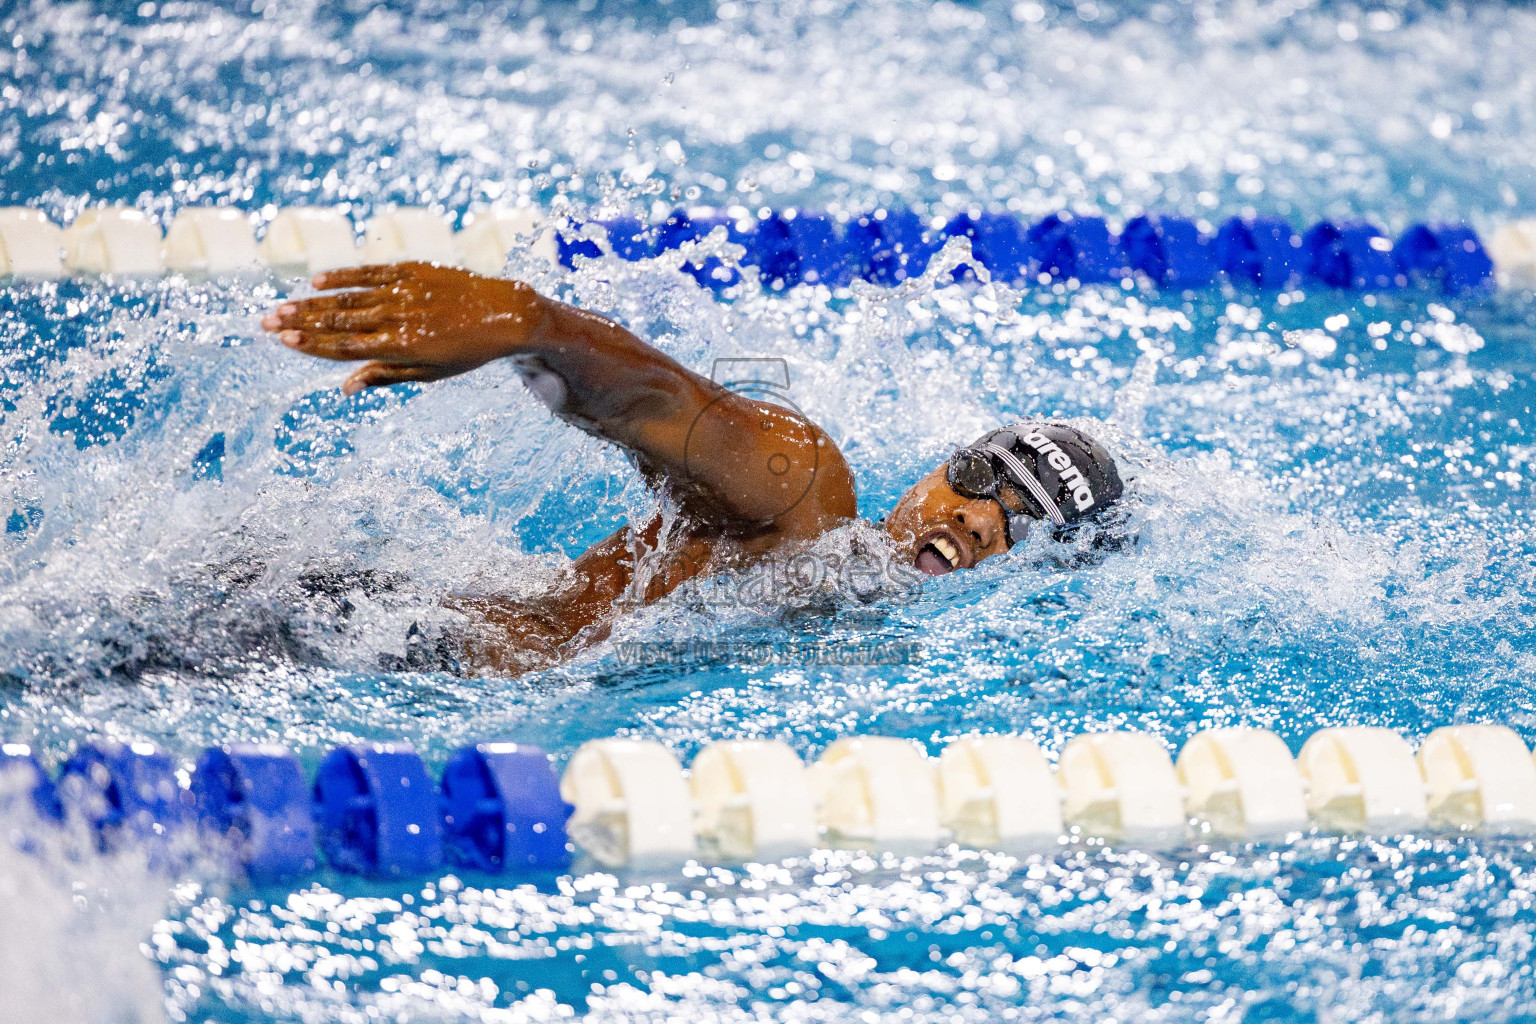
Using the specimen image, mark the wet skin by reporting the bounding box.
[263,262,1014,674]
[883,462,1014,577]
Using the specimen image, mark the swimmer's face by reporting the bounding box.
[884,462,1013,576]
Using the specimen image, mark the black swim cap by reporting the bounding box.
[960,421,1124,530]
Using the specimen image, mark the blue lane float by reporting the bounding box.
[57,741,189,847]
[193,744,317,880]
[549,206,1492,294]
[650,208,746,291]
[846,208,939,285]
[1396,224,1496,292]
[553,224,603,266]
[1026,213,1126,284]
[597,217,656,262]
[752,211,856,289]
[313,742,443,877]
[440,743,573,872]
[5,738,576,882]
[1122,215,1218,288]
[748,212,802,289]
[941,212,1030,284]
[1304,221,1404,291]
[1214,217,1305,288]
[1,743,62,821]
[782,212,852,287]
[0,200,1499,294]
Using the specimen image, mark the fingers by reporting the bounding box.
[311,264,408,291]
[264,306,388,333]
[262,289,391,331]
[278,327,400,362]
[342,361,450,395]
[307,307,392,333]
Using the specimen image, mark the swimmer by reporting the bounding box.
[262,262,1124,674]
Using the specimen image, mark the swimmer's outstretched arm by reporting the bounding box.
[262,262,854,534]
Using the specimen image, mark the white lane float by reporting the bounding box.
[1417,724,1536,831]
[559,738,695,867]
[691,739,818,859]
[807,737,941,848]
[61,207,164,275]
[937,734,1062,848]
[259,207,359,274]
[457,207,550,274]
[1297,726,1427,831]
[1176,727,1308,837]
[1058,731,1186,840]
[0,209,63,277]
[362,207,461,265]
[163,208,262,274]
[1487,220,1536,289]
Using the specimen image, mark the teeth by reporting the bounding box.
[932,537,959,566]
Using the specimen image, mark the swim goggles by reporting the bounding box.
[946,431,1068,546]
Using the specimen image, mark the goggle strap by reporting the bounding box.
[981,442,1067,526]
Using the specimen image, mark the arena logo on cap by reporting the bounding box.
[1022,430,1096,512]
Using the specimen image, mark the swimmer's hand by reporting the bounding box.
[261,262,544,395]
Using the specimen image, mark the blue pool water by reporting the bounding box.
[3,0,1536,1020]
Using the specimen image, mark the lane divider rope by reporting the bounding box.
[0,203,1521,293]
[4,725,1536,881]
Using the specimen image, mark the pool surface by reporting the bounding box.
[3,0,1536,1020]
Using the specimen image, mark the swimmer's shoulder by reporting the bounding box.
[776,420,857,540]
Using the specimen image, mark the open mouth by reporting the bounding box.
[915,534,963,576]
